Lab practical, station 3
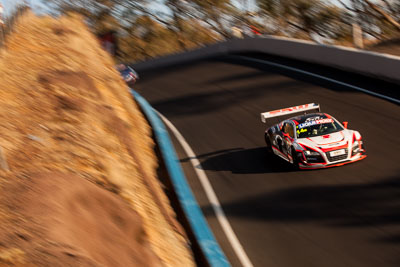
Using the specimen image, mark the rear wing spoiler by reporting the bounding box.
[261,103,320,123]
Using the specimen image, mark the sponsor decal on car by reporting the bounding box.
[269,104,310,115]
[305,116,322,122]
[329,149,346,157]
[296,128,308,135]
[298,118,333,129]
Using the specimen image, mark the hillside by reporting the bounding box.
[367,38,400,57]
[0,11,194,267]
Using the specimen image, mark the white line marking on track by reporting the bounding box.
[156,111,254,267]
[235,55,400,105]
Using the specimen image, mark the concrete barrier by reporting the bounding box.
[133,36,400,84]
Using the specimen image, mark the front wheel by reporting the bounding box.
[291,147,299,170]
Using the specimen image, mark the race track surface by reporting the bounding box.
[137,56,400,267]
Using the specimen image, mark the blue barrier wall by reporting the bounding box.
[131,90,230,267]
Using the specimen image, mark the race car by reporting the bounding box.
[116,64,139,87]
[261,103,366,169]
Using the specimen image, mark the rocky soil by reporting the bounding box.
[0,11,194,267]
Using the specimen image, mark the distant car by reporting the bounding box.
[116,64,139,87]
[261,103,366,169]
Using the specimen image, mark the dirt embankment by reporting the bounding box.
[0,11,194,267]
[367,38,400,57]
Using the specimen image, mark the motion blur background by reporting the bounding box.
[0,1,399,267]
[3,0,400,63]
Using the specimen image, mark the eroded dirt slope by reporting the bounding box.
[0,11,194,267]
[367,38,400,57]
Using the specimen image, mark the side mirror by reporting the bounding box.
[342,121,348,129]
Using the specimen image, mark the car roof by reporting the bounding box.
[288,113,330,124]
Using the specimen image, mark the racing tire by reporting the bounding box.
[265,133,272,153]
[291,147,299,170]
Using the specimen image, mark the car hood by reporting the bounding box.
[298,130,351,150]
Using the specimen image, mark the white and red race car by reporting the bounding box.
[261,103,366,169]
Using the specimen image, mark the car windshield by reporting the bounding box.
[296,118,343,138]
[121,68,132,77]
[117,65,138,78]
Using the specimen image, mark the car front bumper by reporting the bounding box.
[299,152,366,169]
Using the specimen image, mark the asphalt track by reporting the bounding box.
[136,55,400,267]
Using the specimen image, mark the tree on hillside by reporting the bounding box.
[256,0,351,42]
[188,0,233,38]
[166,0,192,49]
[338,0,400,40]
[43,0,400,59]
[44,0,224,61]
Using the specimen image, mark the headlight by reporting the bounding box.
[352,140,361,154]
[352,141,359,148]
[305,150,320,156]
[303,150,324,163]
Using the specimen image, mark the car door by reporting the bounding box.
[281,121,295,157]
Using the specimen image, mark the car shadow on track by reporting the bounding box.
[181,147,294,174]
